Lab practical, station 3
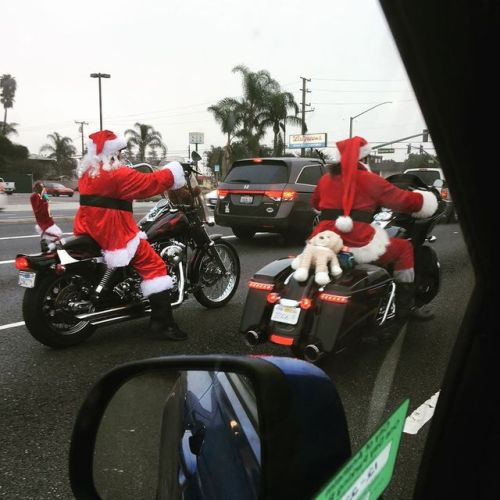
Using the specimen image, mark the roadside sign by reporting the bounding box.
[316,399,409,500]
[214,164,220,172]
[289,133,327,149]
[189,132,204,144]
[377,148,395,153]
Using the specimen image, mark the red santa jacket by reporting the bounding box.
[310,165,438,263]
[74,165,177,267]
[30,193,55,233]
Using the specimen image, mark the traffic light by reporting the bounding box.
[422,129,429,142]
[407,144,411,154]
[419,145,424,153]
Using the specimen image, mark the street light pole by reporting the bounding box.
[349,101,392,138]
[90,73,111,130]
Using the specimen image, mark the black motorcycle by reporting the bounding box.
[239,173,444,362]
[15,159,240,348]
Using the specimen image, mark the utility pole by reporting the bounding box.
[299,77,314,157]
[90,73,111,130]
[75,120,89,158]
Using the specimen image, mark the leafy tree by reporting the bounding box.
[39,132,77,177]
[0,122,18,138]
[403,153,440,170]
[207,98,242,177]
[125,123,167,162]
[0,75,17,135]
[231,65,280,155]
[257,91,301,155]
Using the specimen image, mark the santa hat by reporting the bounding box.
[335,136,372,232]
[77,130,127,178]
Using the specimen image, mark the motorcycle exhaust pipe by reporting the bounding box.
[245,329,266,346]
[304,343,324,363]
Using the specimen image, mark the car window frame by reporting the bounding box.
[294,163,326,186]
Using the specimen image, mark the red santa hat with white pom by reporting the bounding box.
[78,130,127,178]
[334,136,372,233]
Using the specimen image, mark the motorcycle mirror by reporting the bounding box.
[69,355,351,500]
[191,151,202,163]
[433,179,444,189]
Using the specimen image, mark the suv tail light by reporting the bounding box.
[264,190,297,202]
[217,189,229,199]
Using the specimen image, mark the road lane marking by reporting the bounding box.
[0,321,25,331]
[0,232,73,241]
[403,391,440,435]
[0,259,14,265]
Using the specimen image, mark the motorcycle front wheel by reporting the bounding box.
[193,240,240,308]
[23,271,96,348]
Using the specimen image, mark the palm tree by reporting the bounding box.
[0,74,17,135]
[0,122,19,138]
[231,65,280,155]
[258,91,302,156]
[39,132,77,176]
[207,98,242,177]
[125,123,167,163]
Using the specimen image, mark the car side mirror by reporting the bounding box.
[69,355,351,500]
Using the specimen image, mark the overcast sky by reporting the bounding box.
[2,0,429,161]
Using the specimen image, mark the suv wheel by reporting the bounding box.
[232,227,256,240]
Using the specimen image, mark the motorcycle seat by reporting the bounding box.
[61,235,102,254]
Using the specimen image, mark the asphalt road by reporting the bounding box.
[0,200,473,499]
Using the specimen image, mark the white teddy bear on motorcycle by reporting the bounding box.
[291,230,344,286]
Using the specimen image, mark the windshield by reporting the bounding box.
[406,170,441,185]
[224,162,289,184]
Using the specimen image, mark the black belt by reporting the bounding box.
[320,208,374,223]
[80,195,133,212]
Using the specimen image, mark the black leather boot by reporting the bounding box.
[396,282,434,324]
[148,290,187,341]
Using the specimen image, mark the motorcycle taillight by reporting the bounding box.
[15,256,31,270]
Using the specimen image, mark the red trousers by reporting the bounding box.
[130,239,167,280]
[377,237,414,271]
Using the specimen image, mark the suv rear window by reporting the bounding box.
[407,169,441,185]
[224,161,289,184]
[296,165,323,185]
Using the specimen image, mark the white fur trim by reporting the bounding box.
[291,256,301,270]
[103,231,148,268]
[336,216,353,233]
[141,275,173,297]
[163,161,186,190]
[294,268,309,282]
[78,135,127,178]
[350,224,390,264]
[412,190,438,219]
[315,272,330,286]
[359,144,372,159]
[36,223,63,241]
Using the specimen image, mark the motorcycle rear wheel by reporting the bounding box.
[23,271,96,348]
[193,241,240,308]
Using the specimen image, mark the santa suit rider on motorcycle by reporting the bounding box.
[309,136,439,324]
[74,130,188,340]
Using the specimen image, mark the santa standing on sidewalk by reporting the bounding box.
[74,129,188,340]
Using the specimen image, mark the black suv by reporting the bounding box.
[214,157,326,240]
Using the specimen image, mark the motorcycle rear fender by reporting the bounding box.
[16,251,59,271]
[239,258,294,334]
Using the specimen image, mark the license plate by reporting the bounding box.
[271,304,301,325]
[240,195,254,204]
[18,271,36,288]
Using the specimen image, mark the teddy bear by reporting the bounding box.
[291,230,344,286]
